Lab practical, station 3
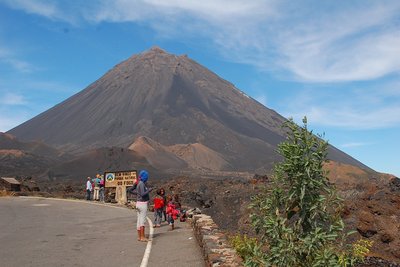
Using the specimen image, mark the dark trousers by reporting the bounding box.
[167,214,174,225]
[154,209,163,225]
[86,189,91,200]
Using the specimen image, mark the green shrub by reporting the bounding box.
[229,234,265,267]
[230,234,258,260]
[245,117,362,266]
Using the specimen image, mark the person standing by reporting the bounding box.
[166,195,179,231]
[93,174,101,201]
[91,178,95,200]
[136,170,152,242]
[153,189,164,227]
[86,177,92,200]
[99,175,105,202]
[159,188,167,222]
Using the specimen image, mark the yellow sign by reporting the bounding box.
[104,170,137,188]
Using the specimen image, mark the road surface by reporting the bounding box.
[0,197,204,267]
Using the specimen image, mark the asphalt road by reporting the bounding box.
[0,197,204,267]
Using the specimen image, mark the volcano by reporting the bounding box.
[7,47,369,177]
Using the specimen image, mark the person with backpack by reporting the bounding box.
[135,170,153,242]
[153,189,164,227]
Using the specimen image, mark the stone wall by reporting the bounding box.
[189,214,243,267]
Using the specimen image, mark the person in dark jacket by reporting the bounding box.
[135,170,153,241]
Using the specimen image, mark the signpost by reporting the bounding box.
[104,170,137,204]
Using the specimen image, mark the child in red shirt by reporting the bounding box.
[166,195,180,230]
[153,189,164,227]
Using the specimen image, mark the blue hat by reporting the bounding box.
[139,170,149,182]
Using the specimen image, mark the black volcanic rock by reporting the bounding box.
[7,47,370,173]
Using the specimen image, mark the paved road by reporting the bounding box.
[0,197,204,267]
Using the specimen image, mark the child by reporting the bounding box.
[173,194,187,222]
[153,189,164,227]
[166,195,180,230]
[159,188,167,222]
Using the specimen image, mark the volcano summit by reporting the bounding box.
[7,47,369,178]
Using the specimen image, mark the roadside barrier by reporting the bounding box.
[189,214,242,267]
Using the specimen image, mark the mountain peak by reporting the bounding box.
[123,46,179,66]
[147,46,167,54]
[138,46,187,62]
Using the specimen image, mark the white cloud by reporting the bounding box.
[340,142,373,148]
[295,105,400,129]
[3,1,400,82]
[279,23,400,82]
[2,58,36,72]
[85,0,276,23]
[282,81,400,130]
[2,0,58,17]
[0,93,27,105]
[0,43,36,73]
[2,1,276,65]
[0,0,78,23]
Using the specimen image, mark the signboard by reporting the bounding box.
[104,170,137,188]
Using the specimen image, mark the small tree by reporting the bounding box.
[248,117,357,266]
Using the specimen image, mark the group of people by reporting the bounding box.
[84,169,184,242]
[129,170,185,242]
[85,174,105,202]
[153,188,182,230]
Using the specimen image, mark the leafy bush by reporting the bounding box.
[245,117,363,266]
[230,234,259,260]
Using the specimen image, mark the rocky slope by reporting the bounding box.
[150,169,400,264]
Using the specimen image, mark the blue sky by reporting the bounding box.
[0,0,399,177]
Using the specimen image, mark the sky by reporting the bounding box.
[0,0,399,177]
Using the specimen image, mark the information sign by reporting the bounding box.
[104,170,137,188]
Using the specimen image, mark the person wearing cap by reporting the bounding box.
[136,170,153,242]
